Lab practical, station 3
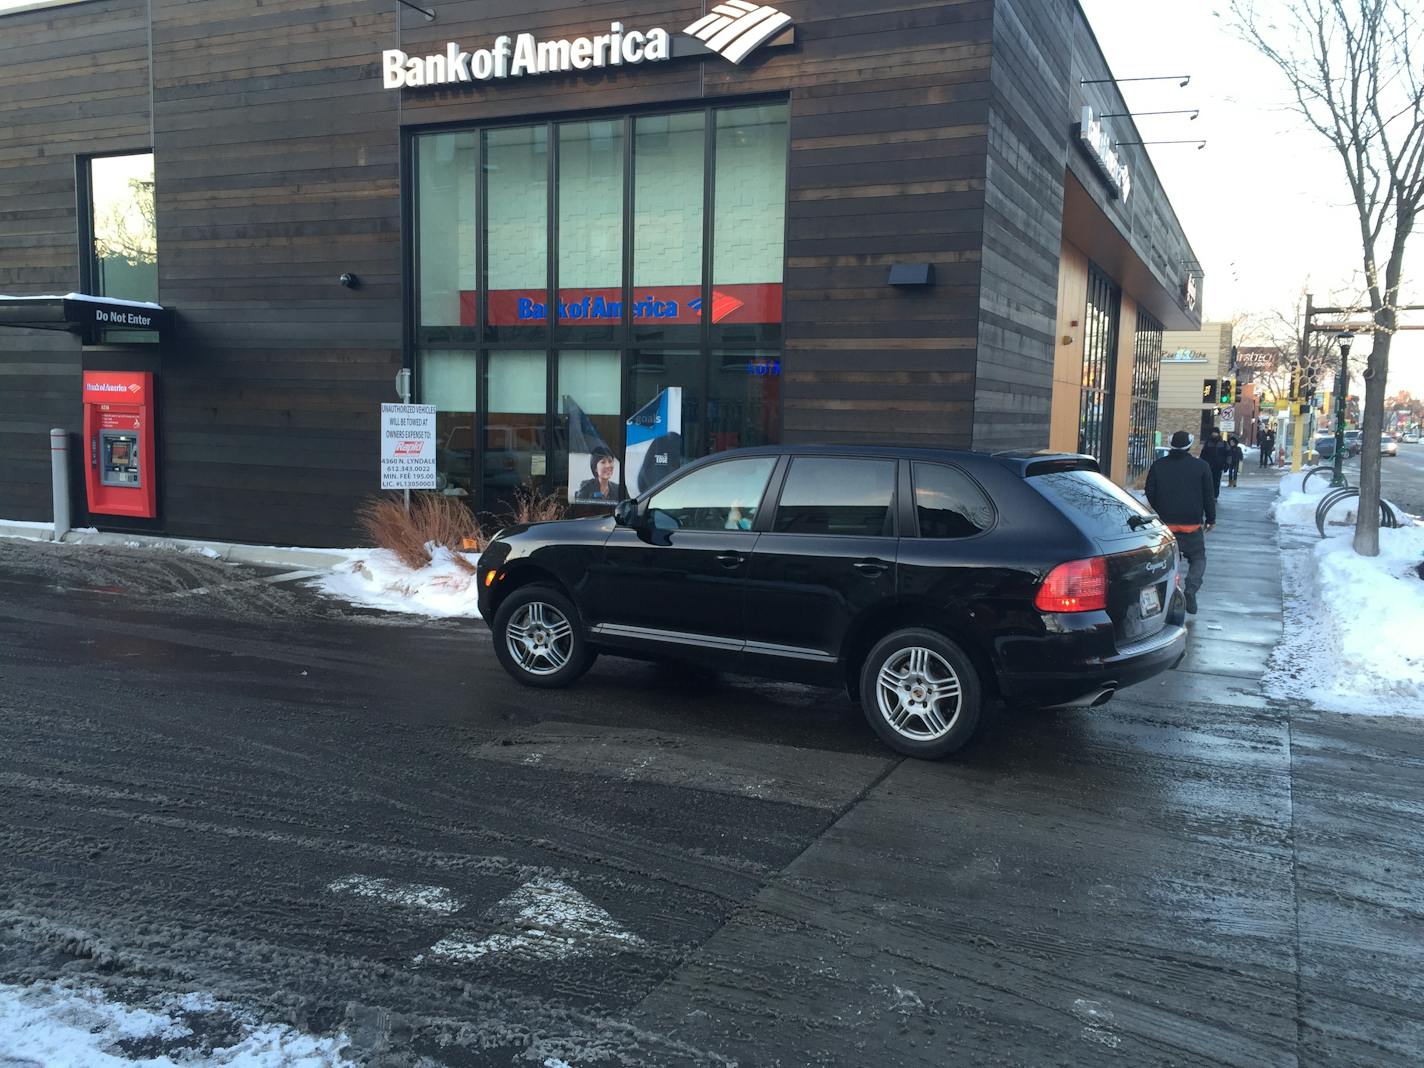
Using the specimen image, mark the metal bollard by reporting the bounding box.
[50,428,70,541]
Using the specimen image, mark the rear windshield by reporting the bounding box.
[1027,469,1155,541]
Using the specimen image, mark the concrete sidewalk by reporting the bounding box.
[632,460,1423,1066]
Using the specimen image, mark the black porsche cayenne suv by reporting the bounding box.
[476,446,1187,759]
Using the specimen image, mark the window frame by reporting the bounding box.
[907,460,999,541]
[402,97,791,515]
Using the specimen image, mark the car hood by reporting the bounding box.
[494,514,615,545]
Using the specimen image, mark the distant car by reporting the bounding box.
[1403,431,1421,444]
[1381,434,1398,457]
[1313,437,1336,460]
[1344,429,1363,456]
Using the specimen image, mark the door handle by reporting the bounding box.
[853,559,889,577]
[714,551,744,569]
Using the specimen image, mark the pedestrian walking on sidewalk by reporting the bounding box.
[1145,430,1216,615]
[1259,428,1276,468]
[1200,429,1229,499]
[1226,435,1244,487]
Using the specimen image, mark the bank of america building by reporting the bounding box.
[0,0,1202,545]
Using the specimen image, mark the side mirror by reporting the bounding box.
[613,499,639,529]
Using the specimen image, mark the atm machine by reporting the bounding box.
[82,370,157,519]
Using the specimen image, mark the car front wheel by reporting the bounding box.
[491,585,595,688]
[859,628,984,758]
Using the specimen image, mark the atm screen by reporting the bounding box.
[110,442,132,465]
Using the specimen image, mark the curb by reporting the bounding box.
[0,520,348,571]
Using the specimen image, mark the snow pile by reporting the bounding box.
[1270,473,1424,715]
[310,544,483,618]
[0,981,352,1066]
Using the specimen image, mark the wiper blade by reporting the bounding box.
[1128,513,1160,530]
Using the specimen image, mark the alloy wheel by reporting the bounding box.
[505,600,574,676]
[875,646,963,741]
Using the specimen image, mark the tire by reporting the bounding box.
[858,628,985,759]
[491,584,595,689]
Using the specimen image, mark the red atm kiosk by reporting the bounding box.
[82,371,157,519]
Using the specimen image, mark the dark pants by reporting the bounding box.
[1227,463,1240,486]
[1259,445,1270,467]
[1210,467,1224,498]
[1177,528,1207,597]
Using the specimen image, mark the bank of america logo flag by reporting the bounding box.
[684,2,793,64]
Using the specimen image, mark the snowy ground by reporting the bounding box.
[1269,473,1424,716]
[0,982,351,1067]
[308,545,482,618]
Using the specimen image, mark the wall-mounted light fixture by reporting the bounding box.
[340,273,361,289]
[1100,109,1200,120]
[1081,75,1191,87]
[395,0,436,21]
[887,263,935,286]
[1116,140,1207,150]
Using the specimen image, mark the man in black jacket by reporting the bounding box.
[1145,430,1216,615]
[1199,429,1230,499]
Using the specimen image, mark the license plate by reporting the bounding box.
[1140,585,1162,617]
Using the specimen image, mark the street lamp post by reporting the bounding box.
[1331,332,1354,487]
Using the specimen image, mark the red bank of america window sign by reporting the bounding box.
[464,285,784,327]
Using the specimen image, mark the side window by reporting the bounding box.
[647,456,777,533]
[912,463,995,538]
[772,458,896,536]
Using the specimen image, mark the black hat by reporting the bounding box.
[1170,431,1194,450]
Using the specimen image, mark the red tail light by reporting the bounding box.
[1035,557,1108,613]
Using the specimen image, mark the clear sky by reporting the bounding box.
[1,0,1419,393]
[1079,0,1422,395]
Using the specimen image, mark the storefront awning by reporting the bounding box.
[0,294,171,337]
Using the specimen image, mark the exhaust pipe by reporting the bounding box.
[1054,685,1118,709]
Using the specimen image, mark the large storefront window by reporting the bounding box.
[558,120,623,344]
[420,349,478,497]
[1128,310,1164,481]
[485,126,548,344]
[633,112,704,346]
[417,133,477,331]
[1078,263,1121,473]
[713,105,787,348]
[484,350,547,508]
[411,103,788,514]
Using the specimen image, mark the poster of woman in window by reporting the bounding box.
[564,396,622,505]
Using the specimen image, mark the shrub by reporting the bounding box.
[502,486,569,526]
[356,493,484,572]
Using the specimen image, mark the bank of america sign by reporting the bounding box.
[381,3,795,90]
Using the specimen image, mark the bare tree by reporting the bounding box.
[1229,0,1423,555]
[1234,297,1343,409]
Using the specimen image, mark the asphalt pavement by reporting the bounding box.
[1,468,1421,1066]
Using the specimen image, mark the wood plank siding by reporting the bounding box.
[150,0,400,545]
[0,0,1201,543]
[0,0,151,522]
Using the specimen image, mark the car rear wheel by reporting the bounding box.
[492,585,595,688]
[858,628,984,758]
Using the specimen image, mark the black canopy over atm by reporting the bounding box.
[0,294,171,338]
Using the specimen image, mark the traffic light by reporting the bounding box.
[1219,379,1235,404]
[1202,378,1217,404]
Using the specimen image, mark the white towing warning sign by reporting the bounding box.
[380,403,437,489]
